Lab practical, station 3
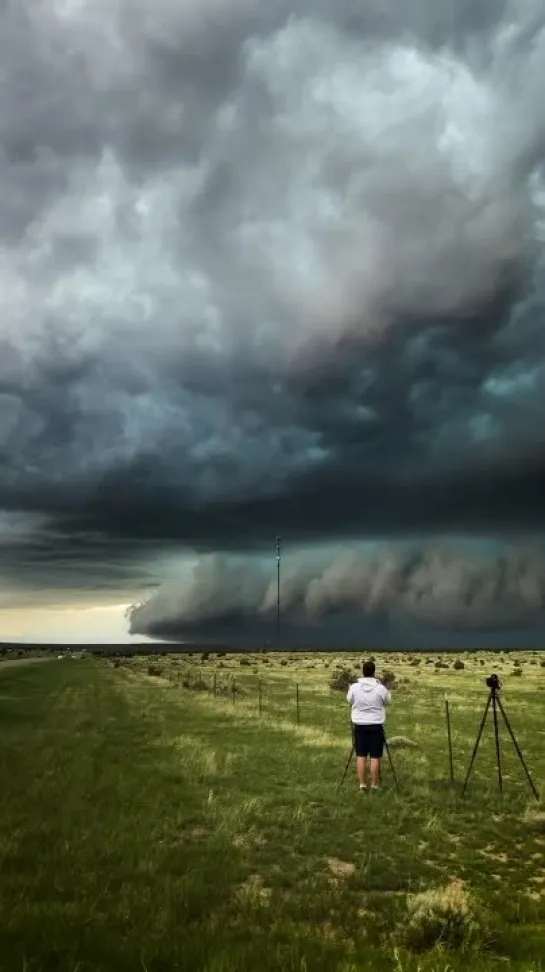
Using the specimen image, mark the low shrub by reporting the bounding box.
[453,660,465,671]
[381,669,397,689]
[181,675,209,691]
[329,667,355,692]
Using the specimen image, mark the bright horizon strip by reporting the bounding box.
[0,603,159,644]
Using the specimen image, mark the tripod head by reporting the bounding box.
[485,673,501,695]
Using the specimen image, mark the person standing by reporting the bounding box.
[346,660,391,791]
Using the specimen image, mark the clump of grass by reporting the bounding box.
[522,805,545,834]
[401,878,491,953]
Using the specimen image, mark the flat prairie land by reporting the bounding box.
[0,649,543,972]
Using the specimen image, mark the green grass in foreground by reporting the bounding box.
[0,650,543,972]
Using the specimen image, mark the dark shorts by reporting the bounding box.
[353,724,385,759]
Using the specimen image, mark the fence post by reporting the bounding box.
[296,683,300,725]
[232,677,236,706]
[258,679,262,717]
[445,695,454,783]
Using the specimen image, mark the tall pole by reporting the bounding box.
[275,535,281,644]
[445,695,454,784]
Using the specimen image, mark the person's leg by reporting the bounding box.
[354,726,368,789]
[370,727,385,789]
[357,756,367,788]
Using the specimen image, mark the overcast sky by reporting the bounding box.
[2,1,545,646]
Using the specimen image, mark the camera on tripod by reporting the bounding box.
[485,674,501,692]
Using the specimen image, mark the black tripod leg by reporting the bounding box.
[384,737,399,793]
[338,744,355,790]
[496,696,540,802]
[462,692,492,798]
[383,729,399,792]
[492,693,503,796]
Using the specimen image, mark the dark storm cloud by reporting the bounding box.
[2,0,545,584]
[128,540,545,646]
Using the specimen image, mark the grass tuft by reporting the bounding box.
[401,878,491,953]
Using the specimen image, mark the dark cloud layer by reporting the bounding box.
[2,1,545,638]
[128,541,545,647]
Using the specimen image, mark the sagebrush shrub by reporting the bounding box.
[329,667,355,692]
[381,669,397,689]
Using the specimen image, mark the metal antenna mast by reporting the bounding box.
[275,535,281,643]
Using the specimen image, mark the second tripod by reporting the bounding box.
[461,674,540,801]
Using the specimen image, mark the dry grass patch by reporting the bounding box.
[401,878,491,953]
[477,845,509,864]
[523,806,545,834]
[326,857,356,884]
[181,825,210,841]
[235,873,272,905]
[232,827,266,851]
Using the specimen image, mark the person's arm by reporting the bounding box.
[381,685,391,705]
[346,684,354,705]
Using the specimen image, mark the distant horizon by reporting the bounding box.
[2,640,543,655]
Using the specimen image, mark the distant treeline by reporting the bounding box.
[0,642,542,659]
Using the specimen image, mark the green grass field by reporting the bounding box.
[0,650,543,972]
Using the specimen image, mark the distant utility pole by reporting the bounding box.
[275,535,281,643]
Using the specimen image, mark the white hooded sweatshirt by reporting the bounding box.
[346,677,391,725]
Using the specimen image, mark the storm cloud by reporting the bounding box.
[1,1,545,636]
[128,540,545,646]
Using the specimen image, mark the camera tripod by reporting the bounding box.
[337,725,399,792]
[461,674,540,801]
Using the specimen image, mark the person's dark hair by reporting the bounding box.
[362,660,376,678]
